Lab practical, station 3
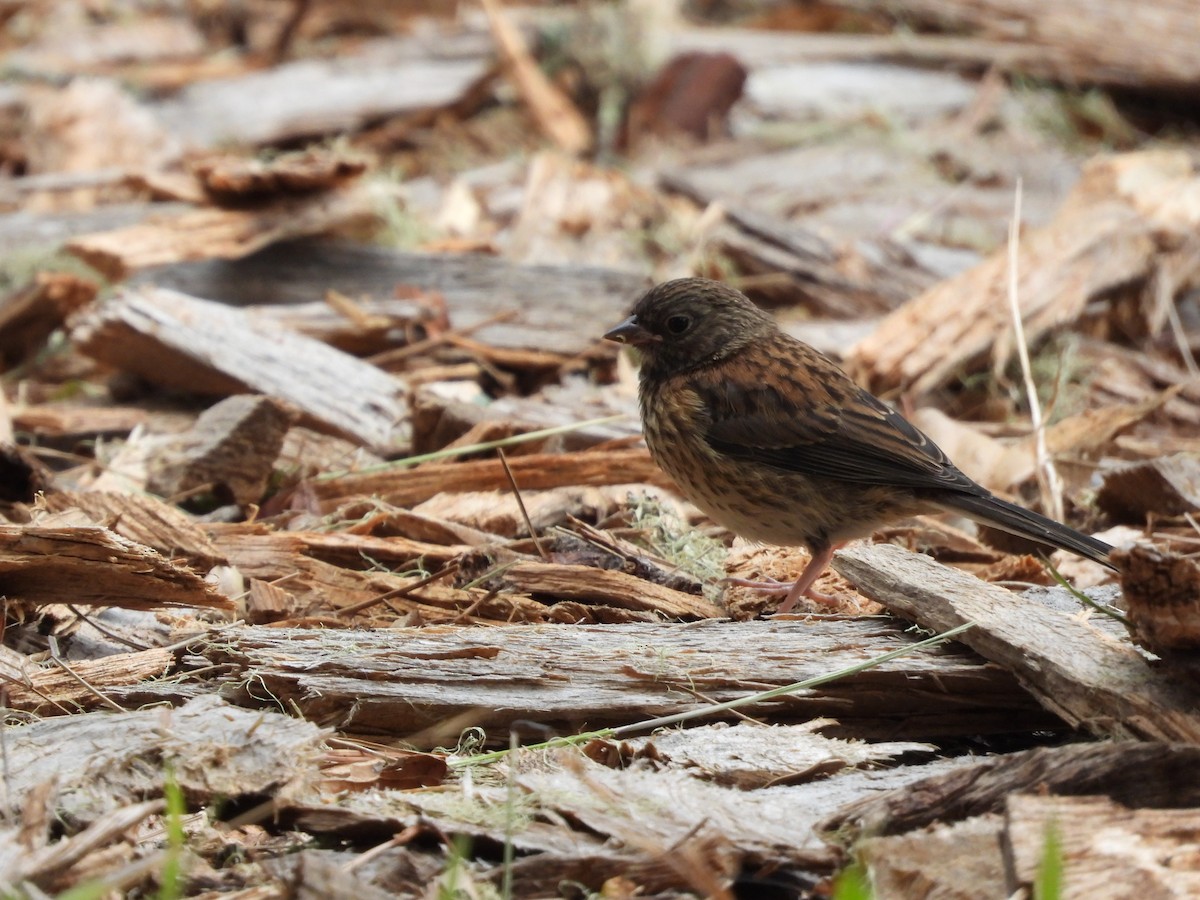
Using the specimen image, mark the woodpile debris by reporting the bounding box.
[2,0,1200,897]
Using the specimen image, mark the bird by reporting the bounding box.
[604,277,1115,613]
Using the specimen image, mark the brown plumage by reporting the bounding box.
[605,277,1114,613]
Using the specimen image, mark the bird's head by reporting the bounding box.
[604,278,775,379]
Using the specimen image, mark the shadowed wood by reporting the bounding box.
[833,542,1200,742]
[197,620,1057,744]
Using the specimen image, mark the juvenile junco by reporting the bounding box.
[605,277,1114,613]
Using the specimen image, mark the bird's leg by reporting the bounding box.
[721,543,844,612]
[776,544,838,613]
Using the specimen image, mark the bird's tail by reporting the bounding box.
[947,492,1115,569]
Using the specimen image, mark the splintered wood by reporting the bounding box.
[0,272,96,366]
[1114,544,1200,654]
[310,448,666,510]
[35,490,226,569]
[833,542,1200,743]
[851,151,1200,394]
[0,523,232,610]
[890,0,1200,90]
[70,286,407,451]
[1005,795,1200,898]
[197,621,1054,743]
[0,647,173,713]
[842,742,1200,898]
[65,181,383,280]
[6,2,1200,896]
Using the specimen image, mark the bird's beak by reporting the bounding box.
[604,315,659,346]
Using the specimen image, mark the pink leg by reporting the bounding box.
[775,544,836,614]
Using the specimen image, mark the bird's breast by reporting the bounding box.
[639,377,828,546]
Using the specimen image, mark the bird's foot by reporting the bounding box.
[720,575,837,611]
[720,575,788,594]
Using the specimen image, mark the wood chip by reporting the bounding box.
[822,740,1200,839]
[146,394,296,506]
[616,721,932,790]
[148,34,494,147]
[0,695,325,824]
[311,448,666,511]
[198,620,1054,743]
[65,181,382,280]
[127,238,646,356]
[1114,544,1200,655]
[34,490,226,571]
[0,523,233,610]
[0,647,173,714]
[0,272,97,368]
[1098,453,1200,520]
[888,0,1200,90]
[850,151,1200,394]
[1005,794,1200,898]
[860,814,1006,900]
[500,560,722,619]
[191,148,368,199]
[480,0,591,155]
[833,542,1200,742]
[69,286,407,452]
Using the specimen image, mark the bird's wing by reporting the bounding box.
[693,353,981,494]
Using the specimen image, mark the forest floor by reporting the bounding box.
[3,1,1200,897]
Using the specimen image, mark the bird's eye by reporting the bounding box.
[666,315,691,335]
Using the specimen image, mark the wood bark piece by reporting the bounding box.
[0,523,232,610]
[822,741,1200,838]
[207,526,468,574]
[69,286,407,452]
[22,79,181,205]
[0,272,97,369]
[410,381,637,457]
[0,647,173,714]
[149,33,494,147]
[199,620,1056,744]
[668,22,1200,90]
[246,297,436,357]
[1113,544,1200,655]
[35,491,226,571]
[850,151,1200,394]
[204,529,558,625]
[871,0,1200,91]
[667,26,1045,73]
[832,542,1200,742]
[289,752,971,894]
[660,173,937,318]
[65,181,382,281]
[513,763,796,885]
[147,394,296,506]
[500,561,723,619]
[858,814,1007,900]
[0,695,326,825]
[618,721,932,790]
[1097,453,1200,520]
[1004,794,1200,898]
[255,853,398,900]
[0,799,165,895]
[412,485,648,540]
[191,148,368,199]
[128,238,646,355]
[8,404,189,441]
[310,448,665,511]
[0,202,192,260]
